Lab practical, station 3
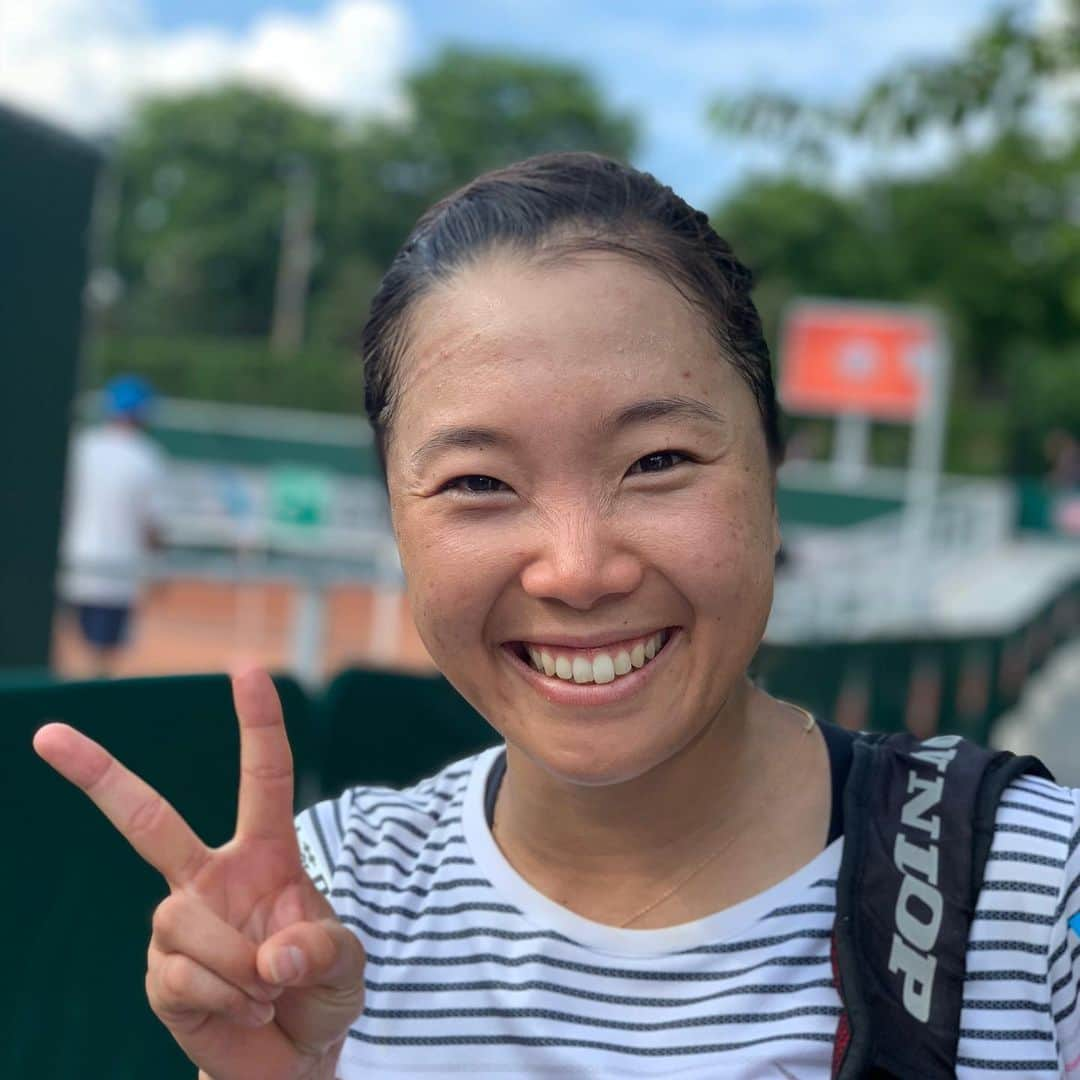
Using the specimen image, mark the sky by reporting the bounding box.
[0,0,1044,208]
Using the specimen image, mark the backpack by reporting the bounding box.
[831,731,1054,1078]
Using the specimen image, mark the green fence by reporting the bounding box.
[753,578,1078,745]
[4,573,1077,1077]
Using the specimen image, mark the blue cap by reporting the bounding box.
[105,375,155,419]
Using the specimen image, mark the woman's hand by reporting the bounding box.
[33,668,365,1080]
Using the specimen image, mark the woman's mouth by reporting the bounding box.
[511,629,672,685]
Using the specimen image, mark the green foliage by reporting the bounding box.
[714,134,1080,473]
[325,48,637,274]
[711,2,1078,155]
[93,334,364,414]
[109,49,636,343]
[113,86,346,337]
[718,134,1078,381]
[307,256,383,348]
[1005,344,1080,473]
[709,2,1079,475]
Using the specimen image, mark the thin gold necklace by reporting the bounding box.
[492,705,816,930]
[617,824,745,927]
[618,706,815,928]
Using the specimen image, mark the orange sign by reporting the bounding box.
[779,303,940,420]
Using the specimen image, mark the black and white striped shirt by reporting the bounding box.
[296,745,1080,1077]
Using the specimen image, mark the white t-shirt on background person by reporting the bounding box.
[60,425,166,607]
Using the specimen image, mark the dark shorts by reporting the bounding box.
[75,604,131,649]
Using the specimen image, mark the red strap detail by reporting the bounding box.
[831,932,851,1078]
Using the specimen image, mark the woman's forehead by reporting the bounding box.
[395,251,727,412]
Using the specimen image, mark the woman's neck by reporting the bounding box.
[489,682,830,927]
[495,681,765,873]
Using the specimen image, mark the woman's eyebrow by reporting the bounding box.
[602,395,727,434]
[410,425,511,471]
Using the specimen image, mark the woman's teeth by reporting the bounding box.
[524,631,669,685]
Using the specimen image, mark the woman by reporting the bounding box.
[34,153,1080,1078]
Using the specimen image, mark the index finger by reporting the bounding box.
[33,722,209,887]
[232,667,297,842]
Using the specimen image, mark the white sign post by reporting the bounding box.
[779,299,953,618]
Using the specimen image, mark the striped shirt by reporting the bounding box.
[295,745,1080,1077]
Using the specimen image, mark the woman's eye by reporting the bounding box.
[443,474,509,495]
[628,451,687,475]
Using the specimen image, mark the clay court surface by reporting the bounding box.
[52,578,436,680]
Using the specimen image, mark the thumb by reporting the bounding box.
[258,918,366,1054]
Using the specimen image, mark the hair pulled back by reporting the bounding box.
[361,151,782,472]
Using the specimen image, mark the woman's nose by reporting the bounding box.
[518,510,644,611]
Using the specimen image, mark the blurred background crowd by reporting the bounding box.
[1,0,1078,758]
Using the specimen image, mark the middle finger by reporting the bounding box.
[151,893,280,1004]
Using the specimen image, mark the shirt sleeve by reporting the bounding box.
[295,794,347,898]
[1049,787,1080,1071]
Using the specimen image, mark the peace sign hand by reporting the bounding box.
[33,668,365,1080]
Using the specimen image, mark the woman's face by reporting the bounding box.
[385,250,780,787]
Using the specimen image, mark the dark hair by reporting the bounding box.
[361,152,782,473]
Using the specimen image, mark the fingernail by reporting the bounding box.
[270,945,305,984]
[248,1000,275,1027]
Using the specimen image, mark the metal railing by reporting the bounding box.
[768,477,1018,640]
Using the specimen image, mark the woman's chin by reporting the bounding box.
[510,723,692,789]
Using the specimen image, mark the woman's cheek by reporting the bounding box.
[653,483,773,598]
[407,568,478,663]
[398,522,468,658]
[402,526,514,661]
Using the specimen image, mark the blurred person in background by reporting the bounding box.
[59,374,166,676]
[1045,428,1080,491]
[35,156,1080,1078]
[1044,428,1080,537]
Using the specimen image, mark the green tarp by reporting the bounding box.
[2,673,312,1080]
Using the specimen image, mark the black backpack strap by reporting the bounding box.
[970,749,1053,908]
[831,732,1052,1079]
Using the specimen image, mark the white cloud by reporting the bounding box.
[0,0,409,134]
[468,0,1007,202]
[563,0,1064,202]
[499,0,998,100]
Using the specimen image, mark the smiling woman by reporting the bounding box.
[34,153,1080,1079]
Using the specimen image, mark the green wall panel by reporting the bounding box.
[0,107,101,667]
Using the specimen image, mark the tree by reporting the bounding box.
[108,50,637,343]
[113,86,345,337]
[327,48,637,276]
[708,2,1080,474]
[710,1,1078,159]
[716,134,1079,392]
